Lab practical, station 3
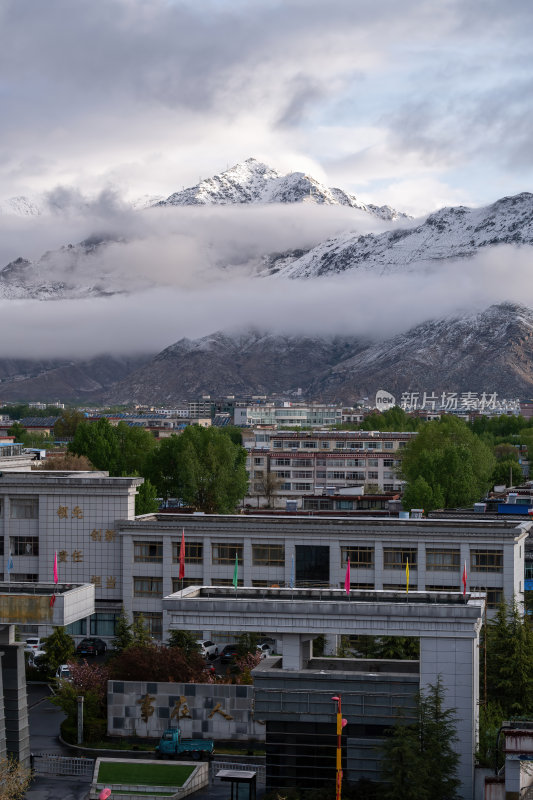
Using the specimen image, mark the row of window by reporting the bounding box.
[133,541,504,573]
[341,547,503,572]
[272,440,399,450]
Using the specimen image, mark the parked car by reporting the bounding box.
[257,642,273,658]
[76,637,107,656]
[196,640,219,660]
[25,637,41,652]
[220,644,239,664]
[55,664,72,681]
[202,662,216,677]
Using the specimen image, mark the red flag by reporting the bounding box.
[53,551,58,584]
[462,560,467,596]
[344,557,350,595]
[49,593,56,608]
[179,529,185,580]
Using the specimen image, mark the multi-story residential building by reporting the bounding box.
[0,471,528,645]
[245,429,417,506]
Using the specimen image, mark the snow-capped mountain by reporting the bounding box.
[270,192,533,278]
[0,195,43,216]
[156,157,409,222]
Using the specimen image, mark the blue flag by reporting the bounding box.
[7,555,14,573]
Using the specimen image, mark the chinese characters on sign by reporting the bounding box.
[57,505,84,519]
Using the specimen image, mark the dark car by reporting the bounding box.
[220,644,239,664]
[76,637,107,656]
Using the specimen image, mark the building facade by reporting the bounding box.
[0,472,529,645]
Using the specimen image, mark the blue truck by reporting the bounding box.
[155,727,215,760]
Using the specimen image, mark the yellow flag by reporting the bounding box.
[406,558,409,594]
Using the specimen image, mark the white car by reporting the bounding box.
[25,637,41,652]
[257,643,273,658]
[55,664,72,681]
[196,640,219,660]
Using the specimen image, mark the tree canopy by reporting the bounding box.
[69,418,156,476]
[145,426,248,512]
[400,416,495,511]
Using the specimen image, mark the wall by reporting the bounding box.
[107,680,265,742]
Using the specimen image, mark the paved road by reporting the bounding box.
[25,684,91,800]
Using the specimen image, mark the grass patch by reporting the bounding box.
[97,761,194,787]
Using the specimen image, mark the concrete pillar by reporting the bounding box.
[0,650,5,761]
[374,542,383,590]
[1,643,30,766]
[280,634,315,670]
[419,635,478,800]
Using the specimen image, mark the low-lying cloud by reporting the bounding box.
[1,242,532,359]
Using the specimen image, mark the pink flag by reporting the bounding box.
[462,560,467,596]
[344,557,351,594]
[179,530,185,580]
[53,551,58,584]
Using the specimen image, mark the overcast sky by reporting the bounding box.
[1,0,532,215]
[1,0,533,360]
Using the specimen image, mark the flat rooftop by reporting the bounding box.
[172,585,477,606]
[0,581,86,596]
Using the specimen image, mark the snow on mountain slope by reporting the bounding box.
[157,157,409,222]
[0,196,43,216]
[274,192,533,278]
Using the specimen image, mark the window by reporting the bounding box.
[383,484,394,491]
[134,541,163,563]
[172,541,203,564]
[275,471,291,479]
[335,442,345,449]
[426,549,460,572]
[346,472,365,481]
[67,619,87,636]
[320,441,330,449]
[252,544,285,566]
[133,577,163,596]
[367,471,379,479]
[317,459,327,467]
[303,441,317,449]
[341,546,374,567]
[254,470,264,478]
[134,611,162,639]
[292,471,313,478]
[273,441,282,449]
[273,459,291,466]
[11,573,38,581]
[328,459,345,467]
[287,441,300,449]
[366,442,381,450]
[330,472,345,479]
[213,578,244,587]
[336,501,354,510]
[252,580,286,587]
[471,550,503,572]
[212,543,243,564]
[342,582,374,589]
[368,459,379,467]
[291,459,313,467]
[383,547,417,569]
[10,537,39,556]
[0,539,3,556]
[280,482,291,490]
[383,459,394,467]
[10,498,38,519]
[426,584,460,592]
[471,587,504,608]
[384,442,394,449]
[254,457,264,465]
[316,471,326,479]
[293,483,311,491]
[90,612,118,637]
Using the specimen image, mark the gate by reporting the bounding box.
[33,753,95,777]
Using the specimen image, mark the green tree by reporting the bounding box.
[112,606,134,653]
[491,459,522,488]
[132,613,152,647]
[69,418,155,476]
[381,678,460,800]
[54,409,86,439]
[40,626,75,674]
[7,421,26,442]
[400,416,495,510]
[145,426,248,512]
[401,476,444,513]
[168,630,201,657]
[135,477,159,515]
[486,598,533,715]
